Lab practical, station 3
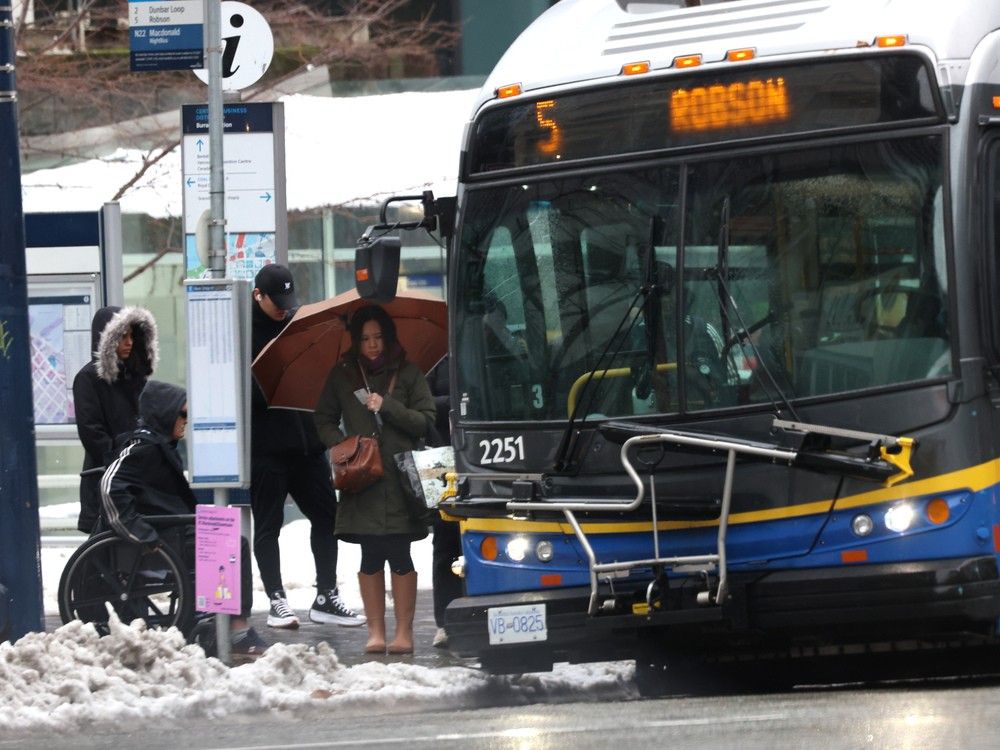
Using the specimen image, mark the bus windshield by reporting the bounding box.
[454,134,949,422]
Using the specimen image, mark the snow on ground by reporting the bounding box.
[7,511,635,733]
[0,614,634,733]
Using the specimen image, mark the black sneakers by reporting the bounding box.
[309,589,366,626]
[266,590,300,629]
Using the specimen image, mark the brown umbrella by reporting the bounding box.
[252,288,447,411]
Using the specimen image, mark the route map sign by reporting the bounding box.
[128,0,204,72]
[181,102,287,281]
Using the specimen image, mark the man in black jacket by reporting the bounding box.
[250,264,363,629]
[101,380,267,660]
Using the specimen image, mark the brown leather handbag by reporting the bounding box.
[330,434,383,493]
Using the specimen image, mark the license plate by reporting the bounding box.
[487,604,547,645]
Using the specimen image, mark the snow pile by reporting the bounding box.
[0,611,635,733]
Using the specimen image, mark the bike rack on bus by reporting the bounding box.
[505,419,915,618]
[508,430,797,616]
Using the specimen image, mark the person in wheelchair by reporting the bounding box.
[100,380,268,660]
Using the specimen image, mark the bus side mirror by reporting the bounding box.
[355,236,401,302]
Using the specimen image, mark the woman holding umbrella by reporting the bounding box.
[314,304,436,655]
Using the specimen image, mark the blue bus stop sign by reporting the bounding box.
[129,0,205,72]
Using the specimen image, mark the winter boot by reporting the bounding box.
[387,571,417,654]
[358,571,387,654]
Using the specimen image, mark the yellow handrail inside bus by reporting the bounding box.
[567,362,677,414]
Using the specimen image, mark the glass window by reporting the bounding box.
[455,134,949,422]
[683,135,949,409]
[457,170,682,421]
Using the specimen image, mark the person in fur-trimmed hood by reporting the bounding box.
[72,305,158,533]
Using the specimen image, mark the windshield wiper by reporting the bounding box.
[552,222,663,472]
[713,197,801,421]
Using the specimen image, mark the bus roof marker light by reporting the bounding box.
[875,35,907,48]
[621,61,650,76]
[496,83,522,99]
[726,48,756,62]
[673,54,702,69]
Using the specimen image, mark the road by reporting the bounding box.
[4,671,1000,749]
[15,533,1000,748]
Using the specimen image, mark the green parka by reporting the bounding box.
[313,351,436,541]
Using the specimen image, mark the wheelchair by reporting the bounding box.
[58,513,198,637]
[58,468,224,655]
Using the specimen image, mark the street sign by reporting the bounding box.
[185,279,251,488]
[193,2,273,91]
[128,0,204,72]
[181,102,287,280]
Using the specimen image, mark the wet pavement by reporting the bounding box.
[244,594,474,668]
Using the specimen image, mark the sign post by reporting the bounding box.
[185,0,274,664]
[0,1,44,642]
[185,278,251,663]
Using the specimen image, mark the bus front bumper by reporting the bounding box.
[444,556,1000,671]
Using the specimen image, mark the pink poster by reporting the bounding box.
[195,505,241,616]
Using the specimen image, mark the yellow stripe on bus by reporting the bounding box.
[457,457,1000,535]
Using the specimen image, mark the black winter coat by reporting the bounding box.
[73,306,158,533]
[250,301,326,457]
[101,381,194,544]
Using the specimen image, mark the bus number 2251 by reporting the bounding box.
[479,436,525,464]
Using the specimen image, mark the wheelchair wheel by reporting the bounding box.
[58,531,194,636]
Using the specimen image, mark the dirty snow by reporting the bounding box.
[4,513,635,733]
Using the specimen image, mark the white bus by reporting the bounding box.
[379,0,1000,689]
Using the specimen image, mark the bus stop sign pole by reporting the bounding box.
[0,2,45,642]
[204,0,232,664]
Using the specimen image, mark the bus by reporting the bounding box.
[363,0,1000,688]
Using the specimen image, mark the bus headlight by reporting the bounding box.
[535,540,554,562]
[851,514,874,537]
[506,536,530,562]
[884,503,916,533]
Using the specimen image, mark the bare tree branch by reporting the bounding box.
[111,140,179,201]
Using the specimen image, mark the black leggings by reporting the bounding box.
[358,534,415,575]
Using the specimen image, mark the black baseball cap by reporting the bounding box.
[254,264,298,310]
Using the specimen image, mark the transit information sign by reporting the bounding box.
[129,0,204,72]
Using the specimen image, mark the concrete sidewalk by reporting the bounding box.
[244,593,473,669]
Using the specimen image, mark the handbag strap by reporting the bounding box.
[357,364,399,435]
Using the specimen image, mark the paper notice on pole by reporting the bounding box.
[186,283,240,483]
[195,505,241,616]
